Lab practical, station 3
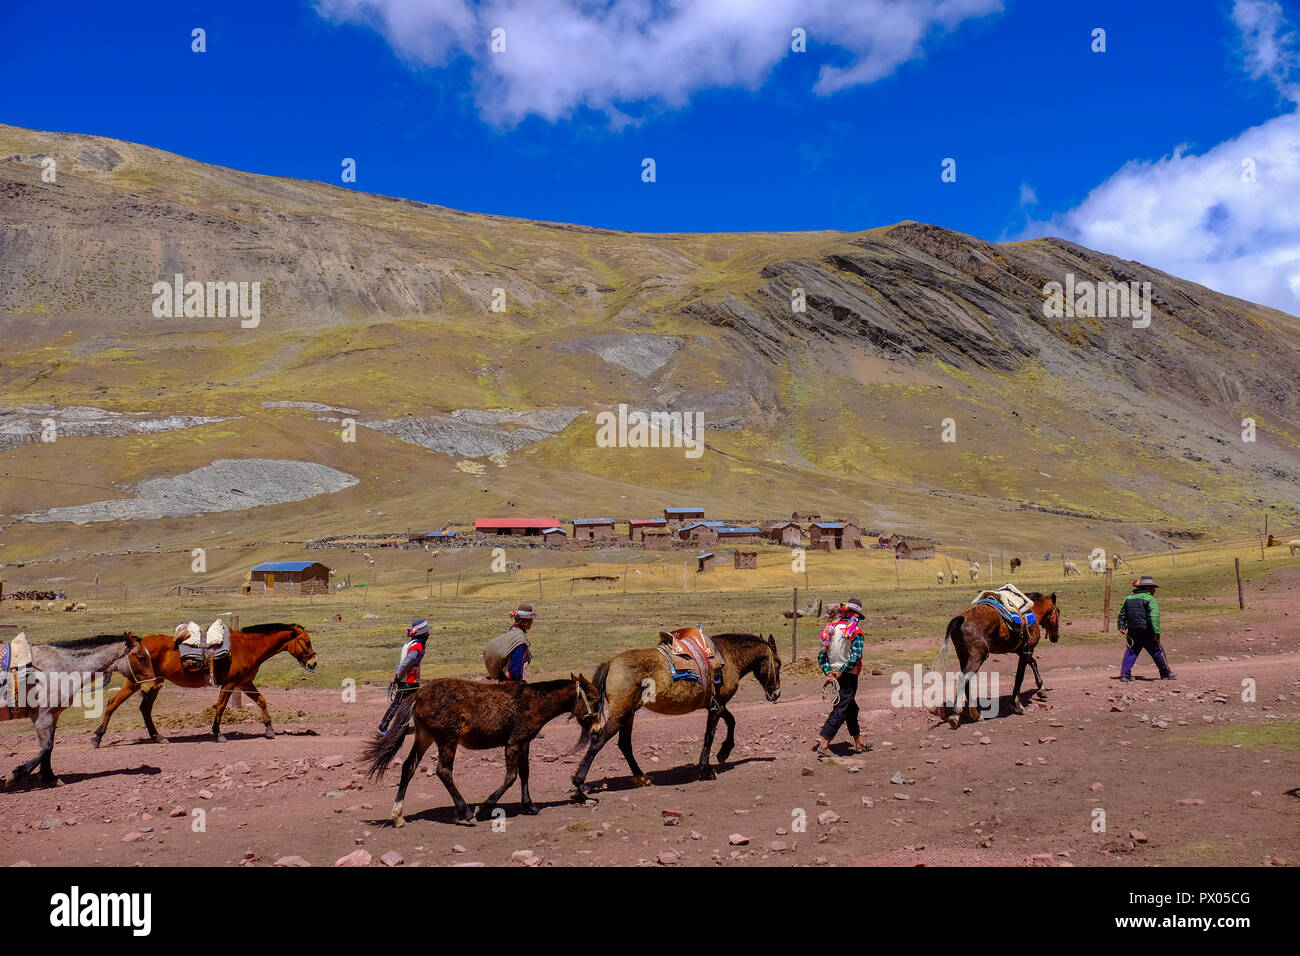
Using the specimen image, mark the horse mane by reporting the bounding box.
[237,622,299,634]
[48,632,132,649]
[710,632,767,646]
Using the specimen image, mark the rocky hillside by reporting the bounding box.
[1,123,1298,562]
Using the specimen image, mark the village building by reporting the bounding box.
[715,526,761,545]
[678,522,721,546]
[419,530,458,546]
[572,518,616,542]
[894,537,936,560]
[628,518,668,543]
[696,552,715,573]
[840,519,863,549]
[540,527,568,545]
[792,511,821,522]
[766,521,803,546]
[474,518,560,537]
[734,550,757,570]
[809,522,848,550]
[248,561,331,595]
[664,506,706,527]
[642,530,673,550]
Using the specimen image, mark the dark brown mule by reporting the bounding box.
[939,593,1060,727]
[570,633,781,802]
[91,623,317,745]
[3,633,155,788]
[363,674,600,826]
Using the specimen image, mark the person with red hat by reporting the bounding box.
[1118,576,1177,681]
[814,598,871,757]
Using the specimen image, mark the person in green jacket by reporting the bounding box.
[1118,576,1177,680]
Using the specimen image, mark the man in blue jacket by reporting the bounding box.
[1118,577,1176,681]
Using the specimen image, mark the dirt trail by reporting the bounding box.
[3,576,1298,868]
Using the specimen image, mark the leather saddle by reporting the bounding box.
[174,621,233,685]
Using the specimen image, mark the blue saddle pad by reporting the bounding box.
[975,598,1037,629]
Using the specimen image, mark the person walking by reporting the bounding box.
[1118,576,1177,681]
[377,618,428,734]
[814,598,871,757]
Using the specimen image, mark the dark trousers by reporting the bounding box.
[379,683,419,732]
[1121,631,1171,677]
[820,672,860,740]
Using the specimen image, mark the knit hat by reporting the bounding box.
[408,619,430,638]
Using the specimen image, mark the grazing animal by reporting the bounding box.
[91,623,317,745]
[1009,557,1021,575]
[937,570,946,585]
[570,633,781,801]
[968,562,980,583]
[936,592,1061,727]
[1090,556,1106,575]
[3,633,156,789]
[1289,539,1300,557]
[1063,560,1081,576]
[950,571,959,584]
[363,675,600,826]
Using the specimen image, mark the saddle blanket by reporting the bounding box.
[973,584,1037,628]
[657,627,723,685]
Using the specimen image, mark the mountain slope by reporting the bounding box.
[1,123,1298,563]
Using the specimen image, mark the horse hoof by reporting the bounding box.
[520,803,540,816]
[90,734,103,750]
[571,790,595,805]
[151,735,169,744]
[393,816,405,828]
[1034,691,1048,700]
[698,768,717,781]
[215,734,228,743]
[263,728,275,739]
[1013,700,1026,715]
[455,815,477,827]
[947,715,961,729]
[632,775,654,788]
[3,774,15,791]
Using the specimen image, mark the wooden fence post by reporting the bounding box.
[1235,558,1245,610]
[1102,569,1112,633]
[792,587,798,662]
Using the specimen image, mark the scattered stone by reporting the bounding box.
[1090,783,1104,792]
[656,849,681,865]
[1130,830,1148,844]
[661,810,682,826]
[335,849,372,867]
[274,856,311,867]
[728,833,750,846]
[817,810,840,826]
[380,851,404,867]
[511,850,536,863]
[318,755,346,769]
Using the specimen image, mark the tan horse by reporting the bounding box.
[1289,539,1300,557]
[91,623,317,745]
[570,632,781,801]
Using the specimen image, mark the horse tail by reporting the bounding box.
[589,660,612,735]
[930,615,962,675]
[361,696,413,780]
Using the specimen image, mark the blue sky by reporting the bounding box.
[3,0,1298,313]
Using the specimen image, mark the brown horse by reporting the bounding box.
[3,632,155,788]
[91,623,317,745]
[938,593,1060,727]
[570,633,781,802]
[363,675,600,826]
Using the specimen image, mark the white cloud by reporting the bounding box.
[1023,2,1300,318]
[313,0,1002,125]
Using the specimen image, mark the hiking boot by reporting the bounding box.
[1119,675,1134,682]
[1161,671,1178,680]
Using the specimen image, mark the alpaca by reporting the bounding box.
[1063,560,1081,576]
[968,562,980,583]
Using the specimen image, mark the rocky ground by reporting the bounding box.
[3,572,1297,868]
